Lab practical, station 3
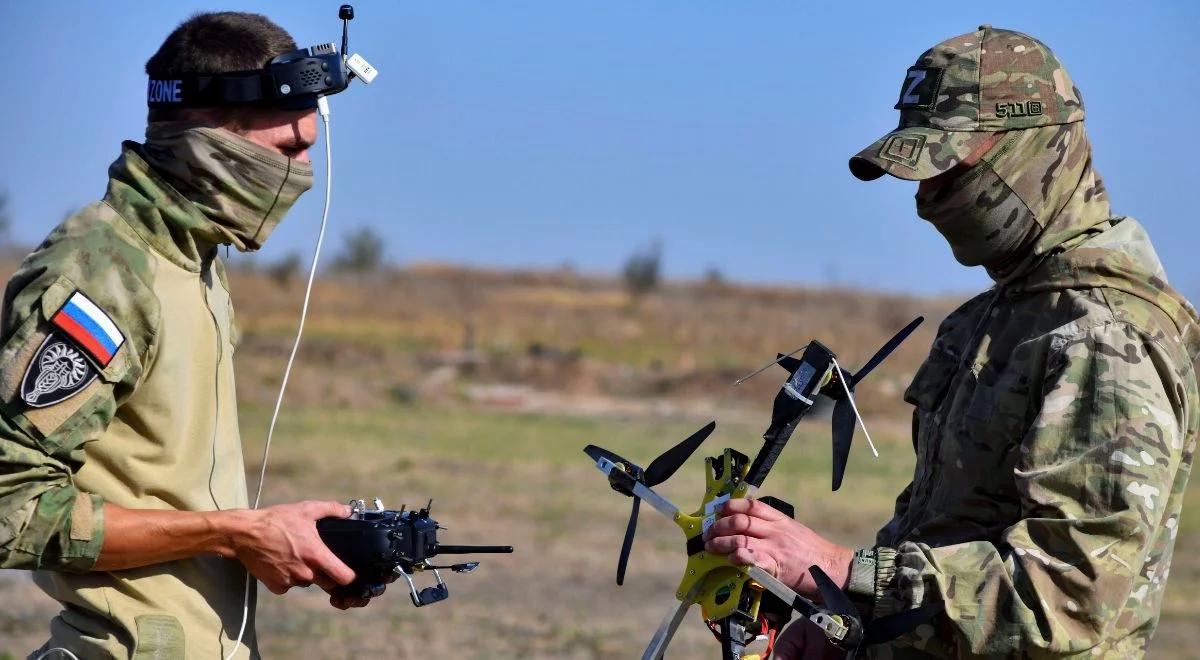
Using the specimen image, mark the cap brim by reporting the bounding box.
[849,126,995,182]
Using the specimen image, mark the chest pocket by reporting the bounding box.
[903,348,962,489]
[962,361,1033,465]
[905,347,960,416]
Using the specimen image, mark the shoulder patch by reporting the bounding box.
[50,291,125,368]
[20,333,99,408]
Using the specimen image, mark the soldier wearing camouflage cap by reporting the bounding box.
[705,26,1198,657]
[0,12,372,659]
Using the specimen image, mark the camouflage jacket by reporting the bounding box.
[0,142,258,658]
[851,214,1199,656]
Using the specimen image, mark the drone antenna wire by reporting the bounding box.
[831,357,879,458]
[734,347,804,386]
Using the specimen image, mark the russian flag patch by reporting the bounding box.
[50,291,125,368]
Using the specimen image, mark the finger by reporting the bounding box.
[705,513,772,541]
[705,533,753,555]
[313,573,338,592]
[267,576,294,595]
[292,567,315,588]
[312,548,356,586]
[720,497,786,521]
[729,546,779,577]
[307,501,353,520]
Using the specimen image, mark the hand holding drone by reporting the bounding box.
[317,499,513,607]
[584,317,941,659]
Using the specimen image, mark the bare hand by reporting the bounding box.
[703,498,853,598]
[230,500,366,608]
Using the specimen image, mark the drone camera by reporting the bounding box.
[783,341,836,404]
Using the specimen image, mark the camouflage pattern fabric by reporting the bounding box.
[141,122,313,251]
[850,26,1086,182]
[0,127,307,657]
[842,33,1200,659]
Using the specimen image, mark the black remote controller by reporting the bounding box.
[316,498,512,606]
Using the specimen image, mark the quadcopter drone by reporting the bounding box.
[318,499,512,606]
[584,317,940,659]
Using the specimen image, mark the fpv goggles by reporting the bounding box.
[147,5,376,111]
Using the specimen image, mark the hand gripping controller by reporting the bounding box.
[317,498,513,606]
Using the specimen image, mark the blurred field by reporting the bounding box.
[0,263,1197,658]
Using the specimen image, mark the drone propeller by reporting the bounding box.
[825,317,924,490]
[645,421,717,487]
[808,565,857,618]
[585,422,717,585]
[809,564,943,649]
[850,316,925,389]
[616,496,641,585]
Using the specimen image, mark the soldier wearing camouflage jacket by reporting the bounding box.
[705,26,1198,658]
[0,12,362,659]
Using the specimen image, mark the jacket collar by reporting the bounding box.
[103,142,224,272]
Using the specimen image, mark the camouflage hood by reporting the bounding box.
[996,123,1200,359]
[104,125,312,267]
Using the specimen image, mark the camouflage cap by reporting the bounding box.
[849,25,1086,181]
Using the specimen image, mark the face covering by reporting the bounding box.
[915,134,1041,278]
[141,123,313,251]
[915,121,1108,283]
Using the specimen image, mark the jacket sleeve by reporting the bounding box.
[857,321,1192,656]
[0,267,156,572]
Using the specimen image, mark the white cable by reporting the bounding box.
[830,358,879,458]
[33,648,81,660]
[225,97,333,660]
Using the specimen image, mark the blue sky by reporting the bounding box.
[2,1,1197,296]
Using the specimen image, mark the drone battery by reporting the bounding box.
[783,341,835,403]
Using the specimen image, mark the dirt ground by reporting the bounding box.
[0,263,1197,658]
[1,405,1198,659]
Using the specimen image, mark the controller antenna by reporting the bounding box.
[339,5,354,56]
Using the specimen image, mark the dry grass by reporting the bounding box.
[223,263,953,417]
[0,261,1196,658]
[1,405,1196,658]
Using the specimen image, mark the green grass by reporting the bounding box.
[238,402,1200,658]
[4,402,1195,658]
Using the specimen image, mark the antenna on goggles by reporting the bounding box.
[339,5,354,57]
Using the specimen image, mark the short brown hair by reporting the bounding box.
[145,12,296,123]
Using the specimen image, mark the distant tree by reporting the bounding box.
[332,227,385,274]
[703,265,725,287]
[623,239,662,299]
[267,252,303,287]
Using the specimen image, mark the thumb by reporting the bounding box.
[309,501,352,520]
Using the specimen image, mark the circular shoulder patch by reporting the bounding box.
[20,333,99,408]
